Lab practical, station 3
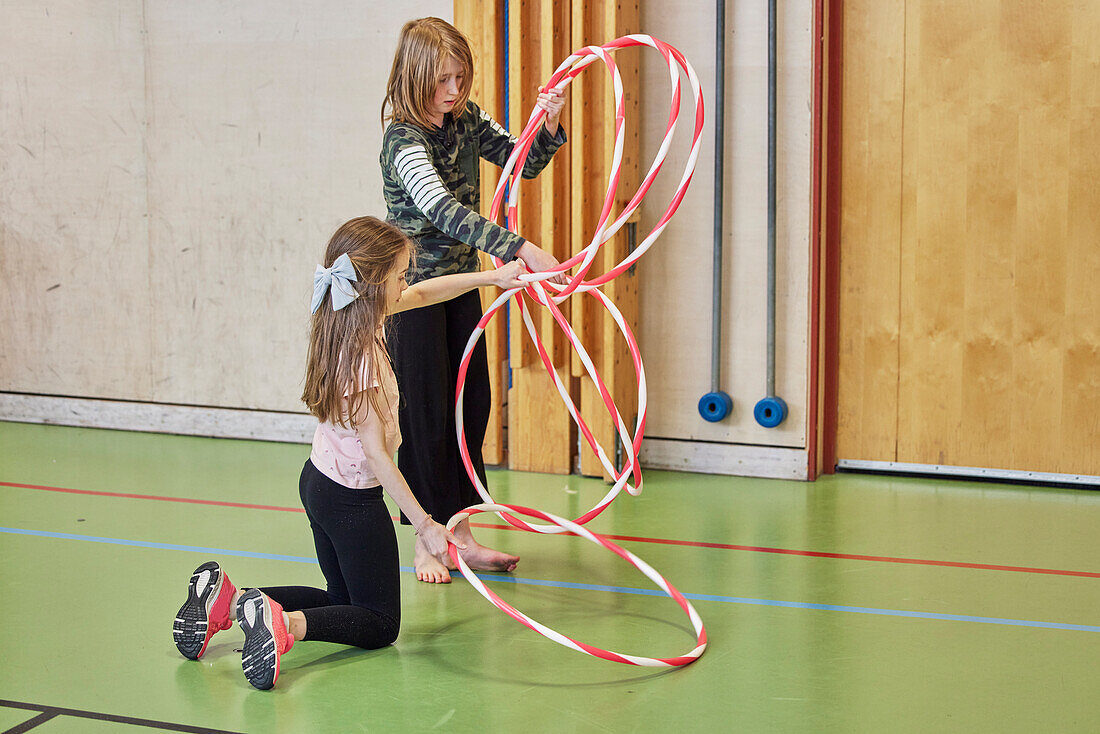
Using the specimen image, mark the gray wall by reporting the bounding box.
[1,1,449,410]
[1,1,813,465]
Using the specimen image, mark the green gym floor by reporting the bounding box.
[1,421,1098,733]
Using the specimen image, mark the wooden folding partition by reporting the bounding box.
[454,0,640,476]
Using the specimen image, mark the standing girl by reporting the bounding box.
[380,17,569,584]
[172,217,526,689]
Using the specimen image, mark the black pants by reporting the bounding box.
[389,289,490,525]
[260,461,400,649]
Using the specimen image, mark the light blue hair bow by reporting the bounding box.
[311,253,359,313]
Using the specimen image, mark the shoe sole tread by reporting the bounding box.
[172,561,222,660]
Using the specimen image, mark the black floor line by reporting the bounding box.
[3,711,57,734]
[0,700,244,734]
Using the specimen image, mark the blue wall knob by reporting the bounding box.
[698,391,733,422]
[753,396,787,428]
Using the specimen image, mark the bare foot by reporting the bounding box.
[414,537,451,584]
[458,541,520,572]
[452,519,519,572]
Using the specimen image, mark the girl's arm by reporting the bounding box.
[474,101,567,180]
[384,123,566,281]
[388,260,526,315]
[353,393,464,559]
[388,133,525,263]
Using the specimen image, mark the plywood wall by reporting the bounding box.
[568,0,642,479]
[837,0,1100,475]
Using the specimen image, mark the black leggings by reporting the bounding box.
[259,461,400,649]
[389,289,491,526]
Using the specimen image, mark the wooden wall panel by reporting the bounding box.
[570,0,640,479]
[1063,102,1100,468]
[837,0,1100,475]
[897,0,970,465]
[835,0,905,462]
[568,0,607,389]
[505,0,574,474]
[454,0,639,476]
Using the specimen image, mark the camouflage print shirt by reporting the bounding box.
[381,101,566,283]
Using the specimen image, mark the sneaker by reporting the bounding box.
[173,561,237,660]
[236,589,295,690]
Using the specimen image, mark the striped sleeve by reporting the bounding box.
[393,145,449,212]
[390,141,526,263]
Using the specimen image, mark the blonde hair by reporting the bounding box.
[301,217,414,427]
[382,17,474,130]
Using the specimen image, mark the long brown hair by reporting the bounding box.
[382,17,474,130]
[301,217,413,427]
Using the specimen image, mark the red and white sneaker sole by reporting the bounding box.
[173,561,234,660]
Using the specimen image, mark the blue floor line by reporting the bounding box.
[3,525,1097,633]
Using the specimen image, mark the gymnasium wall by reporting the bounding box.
[1,1,816,478]
[0,0,451,409]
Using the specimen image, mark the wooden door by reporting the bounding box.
[836,0,1100,476]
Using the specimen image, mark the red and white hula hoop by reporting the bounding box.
[447,504,708,667]
[448,36,707,666]
[455,35,704,533]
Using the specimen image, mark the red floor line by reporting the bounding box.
[2,481,305,514]
[6,480,1099,579]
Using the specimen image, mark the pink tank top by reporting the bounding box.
[310,356,402,489]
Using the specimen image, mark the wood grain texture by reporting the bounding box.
[838,0,1100,475]
[504,0,574,473]
[508,362,574,474]
[570,0,640,479]
[836,0,905,462]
